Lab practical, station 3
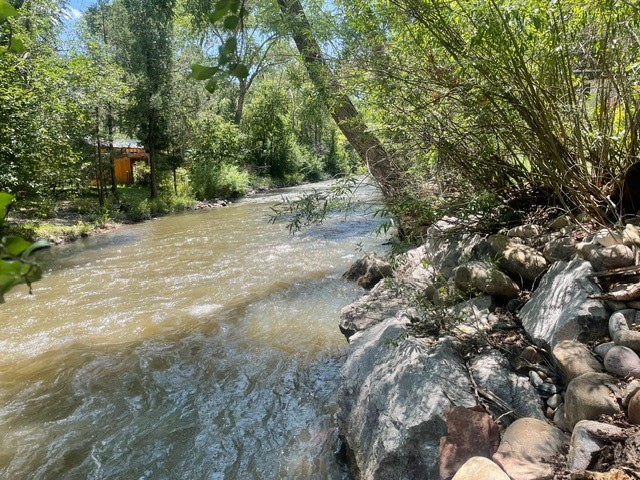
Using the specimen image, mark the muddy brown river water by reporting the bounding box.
[0,182,387,479]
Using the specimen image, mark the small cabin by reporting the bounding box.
[99,139,149,185]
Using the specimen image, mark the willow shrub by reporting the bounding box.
[349,0,640,222]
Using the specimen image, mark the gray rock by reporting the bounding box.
[343,253,392,289]
[606,300,629,312]
[492,417,569,480]
[609,309,640,351]
[564,373,621,430]
[592,229,623,247]
[554,403,567,430]
[627,300,640,309]
[548,215,573,231]
[452,457,510,480]
[552,340,604,383]
[446,295,495,335]
[338,319,476,480]
[603,345,640,378]
[622,379,640,407]
[566,420,624,473]
[453,261,520,298]
[543,236,577,263]
[529,370,544,387]
[629,390,640,424]
[507,224,543,238]
[537,383,561,397]
[623,223,640,247]
[475,234,548,283]
[339,281,408,339]
[470,351,545,424]
[594,342,616,360]
[589,244,635,271]
[547,393,563,409]
[518,259,608,351]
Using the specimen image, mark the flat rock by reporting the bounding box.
[470,351,545,424]
[566,420,624,473]
[439,406,500,480]
[338,319,476,479]
[589,245,635,272]
[563,373,621,430]
[609,309,640,351]
[592,229,623,247]
[603,346,640,378]
[553,340,604,383]
[492,417,569,480]
[451,456,510,480]
[339,281,408,339]
[507,224,543,238]
[446,295,495,335]
[453,261,520,298]
[623,223,640,247]
[518,259,608,351]
[543,236,578,263]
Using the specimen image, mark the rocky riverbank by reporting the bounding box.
[338,215,640,479]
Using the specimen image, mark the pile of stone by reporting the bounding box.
[337,215,640,479]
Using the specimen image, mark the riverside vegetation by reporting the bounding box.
[2,0,640,477]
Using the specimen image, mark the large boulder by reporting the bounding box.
[451,457,510,480]
[492,417,569,480]
[603,345,640,378]
[589,245,635,272]
[338,318,476,479]
[518,259,608,351]
[453,261,520,298]
[609,310,640,351]
[474,234,548,283]
[552,340,604,383]
[469,351,545,424]
[563,373,621,431]
[438,406,500,480]
[566,420,625,473]
[339,281,408,339]
[343,253,392,289]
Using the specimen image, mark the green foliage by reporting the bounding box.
[0,192,49,302]
[190,162,249,199]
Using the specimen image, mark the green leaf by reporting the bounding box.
[189,64,219,80]
[0,0,18,22]
[21,239,50,258]
[228,63,249,79]
[0,192,14,222]
[228,0,241,13]
[221,37,237,55]
[2,236,31,256]
[208,7,229,23]
[223,15,239,30]
[205,79,218,93]
[8,36,23,54]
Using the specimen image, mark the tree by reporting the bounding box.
[118,0,176,199]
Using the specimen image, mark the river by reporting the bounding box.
[0,182,387,479]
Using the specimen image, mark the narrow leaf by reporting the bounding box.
[208,7,229,23]
[0,192,14,221]
[222,37,237,55]
[21,240,50,258]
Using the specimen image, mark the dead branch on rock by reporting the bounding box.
[589,282,640,301]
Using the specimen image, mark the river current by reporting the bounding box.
[0,182,386,479]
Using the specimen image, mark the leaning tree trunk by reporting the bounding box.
[275,0,400,199]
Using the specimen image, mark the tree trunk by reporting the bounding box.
[275,0,400,199]
[149,110,158,200]
[95,106,105,208]
[107,103,117,195]
[234,80,247,125]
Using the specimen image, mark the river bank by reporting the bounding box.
[338,215,640,479]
